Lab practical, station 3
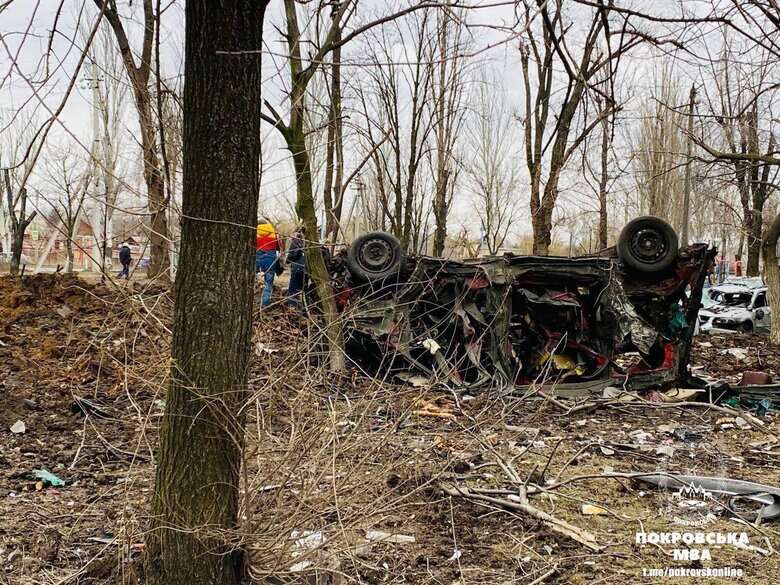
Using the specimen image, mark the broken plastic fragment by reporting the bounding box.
[32,469,65,487]
[395,372,431,387]
[10,420,25,434]
[289,560,313,572]
[365,530,415,544]
[721,347,749,361]
[629,430,652,444]
[255,342,278,355]
[422,338,441,355]
[291,529,325,550]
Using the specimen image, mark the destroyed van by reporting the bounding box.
[332,216,716,395]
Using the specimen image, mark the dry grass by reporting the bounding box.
[1,274,780,584]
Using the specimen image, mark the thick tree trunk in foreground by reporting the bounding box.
[763,212,780,345]
[145,2,268,584]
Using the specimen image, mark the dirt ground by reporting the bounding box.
[2,274,780,584]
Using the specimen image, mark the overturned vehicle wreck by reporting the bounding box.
[334,217,716,394]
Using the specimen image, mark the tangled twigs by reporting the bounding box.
[440,482,602,551]
[443,440,605,551]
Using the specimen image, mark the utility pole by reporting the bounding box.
[343,177,363,241]
[681,84,696,246]
[81,61,106,273]
[91,60,107,272]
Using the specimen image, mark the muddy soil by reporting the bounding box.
[1,274,779,585]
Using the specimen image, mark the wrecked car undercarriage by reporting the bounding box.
[335,217,717,394]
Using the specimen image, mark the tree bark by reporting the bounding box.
[520,3,613,256]
[94,0,171,280]
[747,208,763,276]
[597,111,609,250]
[763,211,780,344]
[531,201,554,256]
[290,126,345,371]
[4,171,35,277]
[145,2,268,584]
[432,169,449,256]
[9,229,25,276]
[136,90,171,280]
[325,8,344,242]
[65,235,74,273]
[271,0,345,372]
[681,84,696,246]
[431,8,463,256]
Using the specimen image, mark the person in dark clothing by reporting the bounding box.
[286,229,306,308]
[118,242,132,279]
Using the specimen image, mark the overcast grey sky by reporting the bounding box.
[1,1,711,244]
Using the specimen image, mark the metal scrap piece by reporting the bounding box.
[633,473,780,522]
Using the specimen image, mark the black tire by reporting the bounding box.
[617,216,679,273]
[347,231,405,282]
[740,321,753,333]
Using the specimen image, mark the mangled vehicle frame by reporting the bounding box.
[335,217,716,394]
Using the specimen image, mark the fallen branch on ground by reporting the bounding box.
[441,482,602,551]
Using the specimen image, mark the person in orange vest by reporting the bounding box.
[735,255,743,277]
[255,218,280,307]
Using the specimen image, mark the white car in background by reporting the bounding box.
[698,280,771,333]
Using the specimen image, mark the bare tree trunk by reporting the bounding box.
[737,230,745,259]
[323,6,344,242]
[432,169,449,255]
[330,20,344,240]
[681,84,696,246]
[597,113,609,249]
[763,211,780,344]
[266,0,345,372]
[748,209,763,276]
[290,125,345,372]
[3,170,36,277]
[531,198,555,255]
[430,8,465,256]
[9,229,25,276]
[94,0,170,280]
[145,2,268,584]
[137,90,171,279]
[65,236,74,273]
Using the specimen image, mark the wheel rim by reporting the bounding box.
[630,228,667,264]
[358,237,396,274]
